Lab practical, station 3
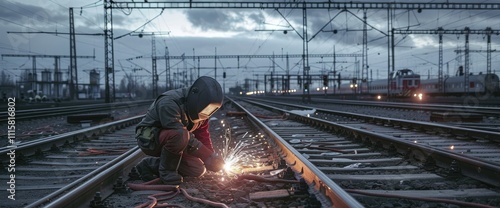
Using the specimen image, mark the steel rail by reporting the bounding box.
[0,115,143,162]
[0,100,151,123]
[248,98,500,142]
[228,97,364,208]
[30,147,144,208]
[259,96,500,118]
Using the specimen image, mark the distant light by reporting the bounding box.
[377,95,382,100]
[450,145,454,150]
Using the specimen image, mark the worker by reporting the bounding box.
[134,76,225,185]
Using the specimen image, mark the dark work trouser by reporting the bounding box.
[138,128,206,177]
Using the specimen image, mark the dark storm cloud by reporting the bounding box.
[81,15,103,30]
[248,12,266,25]
[0,1,66,28]
[0,1,46,20]
[184,10,264,31]
[76,7,143,30]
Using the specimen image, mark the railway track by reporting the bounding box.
[243,98,500,184]
[0,116,143,207]
[0,100,152,123]
[248,96,500,133]
[2,97,499,207]
[260,96,500,119]
[234,98,500,207]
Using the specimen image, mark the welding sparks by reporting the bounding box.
[218,120,267,176]
[222,140,256,174]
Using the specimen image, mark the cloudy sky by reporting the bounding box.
[1,0,500,93]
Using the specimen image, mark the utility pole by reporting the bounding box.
[302,6,310,102]
[387,8,394,99]
[104,0,114,103]
[165,46,171,90]
[69,7,77,100]
[362,9,368,94]
[214,47,217,82]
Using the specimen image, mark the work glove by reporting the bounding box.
[187,135,225,172]
[204,153,225,172]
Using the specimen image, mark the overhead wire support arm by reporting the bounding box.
[113,9,165,40]
[124,58,152,74]
[1,54,95,59]
[393,28,500,35]
[152,53,362,60]
[344,10,387,36]
[308,10,346,42]
[6,31,104,36]
[275,9,302,40]
[109,1,500,10]
[120,31,170,97]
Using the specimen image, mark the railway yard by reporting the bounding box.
[1,96,500,208]
[3,1,500,207]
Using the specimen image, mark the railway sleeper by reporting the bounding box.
[430,112,483,123]
[66,113,115,124]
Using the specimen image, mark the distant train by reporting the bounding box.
[315,67,499,98]
[419,72,500,97]
[300,69,421,99]
[248,68,500,99]
[337,68,421,97]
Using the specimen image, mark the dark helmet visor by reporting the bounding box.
[186,76,223,123]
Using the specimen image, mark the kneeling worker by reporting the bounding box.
[134,76,225,185]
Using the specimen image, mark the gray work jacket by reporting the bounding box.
[137,88,192,130]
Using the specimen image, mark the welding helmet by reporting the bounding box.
[186,76,223,124]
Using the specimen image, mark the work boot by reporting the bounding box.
[135,157,160,181]
[187,137,225,172]
[159,147,183,185]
